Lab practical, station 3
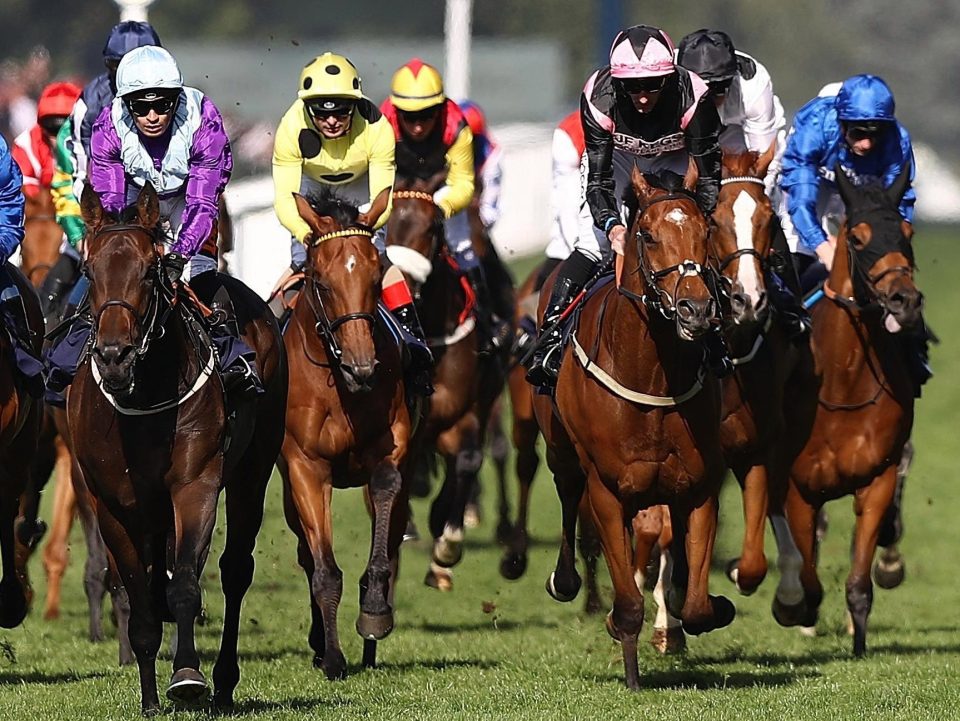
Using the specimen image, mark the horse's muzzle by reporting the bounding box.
[341,358,380,394]
[881,287,924,333]
[93,343,137,395]
[675,297,716,340]
[730,288,768,326]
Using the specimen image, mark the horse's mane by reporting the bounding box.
[845,180,900,215]
[304,187,360,229]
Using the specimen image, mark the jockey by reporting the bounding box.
[0,134,43,379]
[45,45,258,400]
[271,52,433,394]
[540,109,586,293]
[458,100,504,231]
[11,81,82,199]
[676,28,809,340]
[41,21,162,320]
[381,59,510,354]
[525,25,727,387]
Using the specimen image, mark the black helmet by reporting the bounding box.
[676,29,738,83]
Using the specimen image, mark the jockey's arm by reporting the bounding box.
[434,125,475,219]
[685,99,722,214]
[52,119,85,248]
[0,144,25,265]
[175,101,232,256]
[10,136,40,200]
[362,116,396,229]
[88,110,128,215]
[580,91,620,233]
[272,104,313,243]
[780,122,830,254]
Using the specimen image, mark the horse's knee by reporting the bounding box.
[219,552,255,591]
[312,564,343,602]
[456,448,483,477]
[166,568,202,619]
[845,576,873,618]
[608,597,644,638]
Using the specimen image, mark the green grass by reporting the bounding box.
[2,226,959,720]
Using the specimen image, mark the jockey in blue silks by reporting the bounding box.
[775,73,929,396]
[776,74,916,292]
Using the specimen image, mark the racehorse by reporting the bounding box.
[772,164,920,656]
[386,177,509,591]
[278,190,412,680]
[534,165,734,688]
[68,182,287,712]
[0,262,43,629]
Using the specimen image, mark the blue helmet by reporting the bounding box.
[836,74,895,123]
[102,21,162,62]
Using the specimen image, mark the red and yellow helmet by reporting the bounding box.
[389,59,444,112]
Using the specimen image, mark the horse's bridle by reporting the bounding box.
[620,192,711,321]
[389,190,444,300]
[305,228,378,366]
[710,176,773,304]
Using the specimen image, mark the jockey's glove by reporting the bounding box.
[163,252,188,284]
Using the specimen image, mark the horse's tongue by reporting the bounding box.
[884,314,903,334]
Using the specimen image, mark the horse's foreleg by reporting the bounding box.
[488,407,511,543]
[781,480,823,633]
[165,473,219,703]
[358,461,402,645]
[731,463,769,595]
[678,493,735,636]
[874,444,910,589]
[42,442,76,622]
[0,488,28,629]
[544,446,584,603]
[585,472,643,690]
[500,384,539,580]
[578,499,603,614]
[848,465,897,657]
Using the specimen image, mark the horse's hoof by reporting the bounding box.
[545,571,580,603]
[463,503,481,529]
[725,558,740,585]
[682,595,735,635]
[356,611,394,641]
[166,667,209,705]
[432,529,464,568]
[771,595,808,628]
[0,593,28,629]
[322,650,348,681]
[499,552,527,581]
[424,564,453,592]
[873,554,905,590]
[141,703,162,717]
[402,519,420,543]
[726,558,762,596]
[650,626,686,655]
[213,690,235,711]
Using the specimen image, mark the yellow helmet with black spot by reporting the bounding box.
[389,58,445,112]
[298,52,363,100]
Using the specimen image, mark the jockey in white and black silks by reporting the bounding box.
[526,25,726,387]
[44,45,260,404]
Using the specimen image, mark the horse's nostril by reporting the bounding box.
[676,299,695,321]
[731,293,750,313]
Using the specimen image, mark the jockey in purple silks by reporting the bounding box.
[44,45,259,403]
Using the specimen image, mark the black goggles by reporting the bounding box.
[708,78,734,96]
[306,100,355,119]
[398,107,440,123]
[620,76,667,94]
[845,123,885,141]
[39,116,67,136]
[127,95,178,118]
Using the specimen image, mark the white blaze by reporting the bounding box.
[732,190,762,306]
[345,254,356,274]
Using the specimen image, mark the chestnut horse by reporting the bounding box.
[0,262,43,629]
[279,191,411,679]
[534,167,735,688]
[386,179,509,591]
[772,165,920,656]
[68,183,287,712]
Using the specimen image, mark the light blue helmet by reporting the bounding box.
[115,46,183,98]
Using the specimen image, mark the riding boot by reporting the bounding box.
[464,265,511,355]
[765,267,811,342]
[382,266,434,396]
[42,278,92,406]
[206,285,262,397]
[524,277,582,388]
[703,326,734,378]
[37,253,81,326]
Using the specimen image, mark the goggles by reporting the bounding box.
[306,100,355,119]
[844,123,885,141]
[126,95,178,118]
[39,116,67,136]
[620,76,668,94]
[398,107,441,123]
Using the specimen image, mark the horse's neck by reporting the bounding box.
[134,309,203,400]
[420,261,464,333]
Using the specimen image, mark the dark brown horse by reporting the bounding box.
[386,180,509,591]
[0,262,43,629]
[279,191,411,680]
[772,165,920,656]
[534,166,734,688]
[69,183,287,712]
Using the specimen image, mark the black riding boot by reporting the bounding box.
[37,253,80,326]
[0,292,44,397]
[200,281,262,396]
[465,265,511,354]
[390,301,435,396]
[703,327,734,378]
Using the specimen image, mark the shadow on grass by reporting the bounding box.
[370,657,499,674]
[217,695,351,716]
[590,667,819,690]
[0,669,110,686]
[417,618,559,633]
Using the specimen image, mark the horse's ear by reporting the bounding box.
[754,139,777,179]
[79,184,105,229]
[363,186,392,229]
[887,160,912,206]
[630,165,652,201]
[834,162,856,207]
[683,155,699,192]
[293,193,338,238]
[136,182,161,228]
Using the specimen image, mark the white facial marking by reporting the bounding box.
[666,208,686,224]
[732,190,762,306]
[345,254,356,274]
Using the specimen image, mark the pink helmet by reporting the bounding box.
[609,25,676,79]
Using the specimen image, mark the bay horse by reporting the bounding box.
[772,164,920,656]
[0,262,43,629]
[386,177,509,591]
[278,190,411,680]
[534,166,734,688]
[69,182,287,712]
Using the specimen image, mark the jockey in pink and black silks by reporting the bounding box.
[525,25,726,388]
